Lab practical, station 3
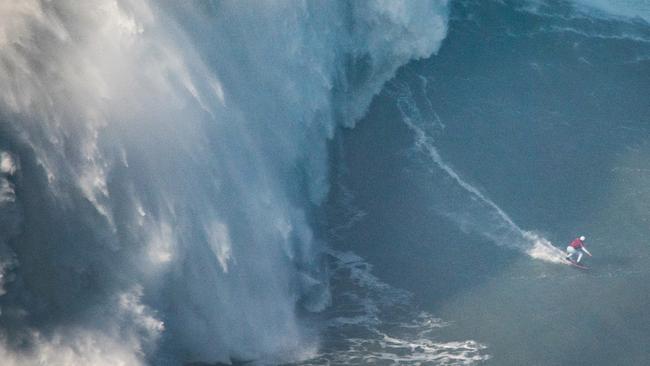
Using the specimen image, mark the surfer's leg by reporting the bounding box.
[576,251,583,263]
[566,246,575,260]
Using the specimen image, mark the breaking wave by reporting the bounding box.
[0,1,448,364]
[1,0,645,365]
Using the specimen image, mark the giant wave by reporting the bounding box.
[1,0,648,365]
[0,1,448,365]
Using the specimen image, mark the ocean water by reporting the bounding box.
[322,1,650,365]
[0,0,649,365]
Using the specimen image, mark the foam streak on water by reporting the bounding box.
[388,81,565,263]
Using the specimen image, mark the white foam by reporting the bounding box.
[572,0,650,23]
[541,24,650,43]
[206,221,234,273]
[0,152,16,175]
[300,250,489,365]
[524,231,567,263]
[0,1,452,363]
[0,286,163,366]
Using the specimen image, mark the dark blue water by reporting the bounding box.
[322,0,650,365]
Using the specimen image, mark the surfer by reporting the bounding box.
[565,236,592,263]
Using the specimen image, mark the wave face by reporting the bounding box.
[387,81,565,263]
[0,1,448,365]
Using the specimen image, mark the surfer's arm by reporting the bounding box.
[582,247,592,256]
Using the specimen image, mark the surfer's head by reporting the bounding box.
[579,236,586,241]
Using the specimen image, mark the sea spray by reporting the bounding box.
[0,1,449,364]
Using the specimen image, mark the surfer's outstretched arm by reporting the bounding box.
[582,247,592,257]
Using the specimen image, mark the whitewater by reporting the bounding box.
[1,0,649,365]
[0,1,450,365]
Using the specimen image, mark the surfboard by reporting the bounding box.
[562,258,588,270]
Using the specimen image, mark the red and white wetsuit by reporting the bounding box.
[566,238,591,263]
[569,238,584,249]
